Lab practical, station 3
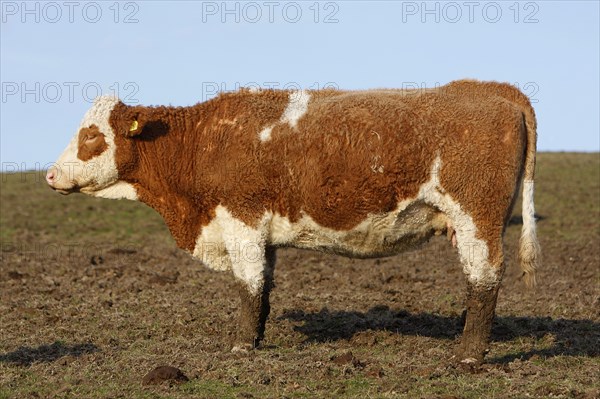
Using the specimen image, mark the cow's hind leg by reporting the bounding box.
[454,235,505,365]
[234,247,275,351]
[455,280,500,364]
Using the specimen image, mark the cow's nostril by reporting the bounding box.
[46,170,56,184]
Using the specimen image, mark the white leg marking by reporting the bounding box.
[193,215,231,271]
[219,207,268,295]
[419,157,498,287]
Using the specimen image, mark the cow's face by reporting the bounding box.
[47,96,123,196]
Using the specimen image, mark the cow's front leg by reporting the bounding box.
[219,210,275,351]
[455,281,500,365]
[233,247,275,351]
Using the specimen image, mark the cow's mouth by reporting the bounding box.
[49,185,79,195]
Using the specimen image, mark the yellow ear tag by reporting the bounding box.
[129,120,138,132]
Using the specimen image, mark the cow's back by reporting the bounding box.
[234,86,526,232]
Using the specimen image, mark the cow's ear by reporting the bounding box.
[121,106,149,137]
[126,118,143,136]
[111,103,167,138]
[110,102,145,138]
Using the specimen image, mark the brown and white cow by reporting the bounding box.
[47,79,540,364]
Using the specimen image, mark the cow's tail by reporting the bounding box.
[519,106,540,288]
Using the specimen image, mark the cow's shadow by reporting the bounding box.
[0,341,99,366]
[278,306,599,363]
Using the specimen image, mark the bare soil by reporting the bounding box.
[1,152,599,398]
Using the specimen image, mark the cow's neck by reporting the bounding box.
[125,103,219,251]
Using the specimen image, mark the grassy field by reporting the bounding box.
[1,152,599,398]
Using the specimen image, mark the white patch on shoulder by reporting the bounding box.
[192,205,270,295]
[418,156,497,287]
[257,90,311,142]
[193,214,231,272]
[259,126,273,142]
[91,181,138,200]
[281,90,310,128]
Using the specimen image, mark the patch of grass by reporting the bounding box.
[181,379,249,399]
[0,171,171,246]
[343,377,372,395]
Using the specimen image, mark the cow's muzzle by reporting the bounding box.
[46,169,77,194]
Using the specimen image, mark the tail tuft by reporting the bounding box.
[519,180,540,287]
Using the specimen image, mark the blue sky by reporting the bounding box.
[1,1,599,168]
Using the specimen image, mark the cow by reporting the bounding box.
[46,79,540,364]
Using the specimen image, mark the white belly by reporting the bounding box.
[269,201,446,258]
[192,201,449,272]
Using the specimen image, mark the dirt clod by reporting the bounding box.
[7,271,26,280]
[366,367,385,378]
[142,366,189,385]
[90,255,104,266]
[332,351,354,365]
[258,375,271,385]
[331,352,365,369]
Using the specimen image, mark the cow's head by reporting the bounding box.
[46,96,149,199]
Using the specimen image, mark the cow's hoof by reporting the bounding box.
[450,346,488,372]
[456,360,482,373]
[454,342,488,363]
[446,354,483,373]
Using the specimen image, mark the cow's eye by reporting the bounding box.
[85,134,100,143]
